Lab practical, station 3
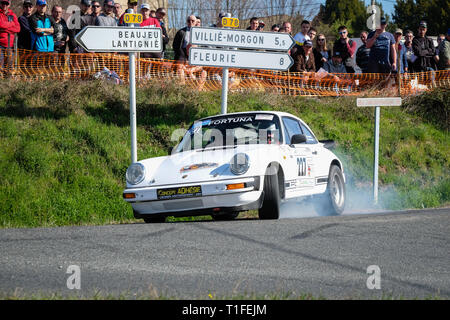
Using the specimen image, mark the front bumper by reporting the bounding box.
[123,176,263,218]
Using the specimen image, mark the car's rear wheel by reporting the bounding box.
[143,215,166,223]
[258,166,281,220]
[313,165,345,216]
[211,212,239,221]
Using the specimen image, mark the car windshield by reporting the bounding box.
[175,113,282,153]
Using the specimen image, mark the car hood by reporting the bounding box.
[137,144,279,187]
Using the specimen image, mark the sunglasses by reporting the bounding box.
[93,5,100,8]
[188,19,196,22]
[339,31,347,34]
[1,2,9,5]
[318,38,325,41]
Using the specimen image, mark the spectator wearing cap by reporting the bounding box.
[0,0,20,49]
[322,51,347,74]
[394,29,408,73]
[140,4,160,28]
[139,4,161,59]
[51,5,69,53]
[412,21,436,72]
[257,20,265,31]
[156,8,169,57]
[333,26,357,73]
[212,12,229,28]
[356,31,371,73]
[173,15,196,62]
[68,0,92,53]
[366,17,397,73]
[290,40,315,73]
[313,33,331,71]
[82,1,101,28]
[18,0,33,50]
[437,29,450,70]
[118,0,138,26]
[29,0,55,52]
[247,17,259,31]
[95,0,117,27]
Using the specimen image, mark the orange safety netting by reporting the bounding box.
[1,48,449,97]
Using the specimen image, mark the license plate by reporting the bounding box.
[157,185,202,200]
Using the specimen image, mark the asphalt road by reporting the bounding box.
[0,207,449,299]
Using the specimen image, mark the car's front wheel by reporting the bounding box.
[313,164,345,216]
[258,166,281,220]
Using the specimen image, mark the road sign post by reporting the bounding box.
[75,22,162,164]
[357,97,402,204]
[189,26,294,115]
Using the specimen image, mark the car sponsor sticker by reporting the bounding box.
[157,185,202,200]
[255,114,274,121]
[180,162,218,173]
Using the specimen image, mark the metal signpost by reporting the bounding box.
[357,97,402,204]
[75,21,162,164]
[189,24,294,114]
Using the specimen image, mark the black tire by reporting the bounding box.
[258,166,281,220]
[211,212,239,221]
[313,165,345,216]
[143,215,166,223]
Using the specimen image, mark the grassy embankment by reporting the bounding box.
[0,80,448,228]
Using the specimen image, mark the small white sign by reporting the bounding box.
[190,27,294,51]
[189,47,293,71]
[357,97,402,107]
[75,26,162,53]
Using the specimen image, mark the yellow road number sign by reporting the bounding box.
[124,13,143,24]
[221,17,239,28]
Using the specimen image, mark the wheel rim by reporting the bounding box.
[331,173,344,208]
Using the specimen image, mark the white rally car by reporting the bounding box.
[123,111,346,222]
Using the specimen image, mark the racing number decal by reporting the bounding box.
[297,157,307,176]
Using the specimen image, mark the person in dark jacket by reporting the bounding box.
[156,8,169,58]
[18,0,33,50]
[356,31,371,73]
[412,21,436,72]
[68,0,92,53]
[51,5,69,53]
[29,0,55,52]
[173,15,196,62]
[313,33,331,71]
[333,25,357,73]
[290,40,315,73]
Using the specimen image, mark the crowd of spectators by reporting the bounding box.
[1,1,449,74]
[1,0,169,57]
[171,13,449,74]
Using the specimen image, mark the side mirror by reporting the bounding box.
[167,146,174,155]
[290,134,307,145]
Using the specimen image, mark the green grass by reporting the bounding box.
[0,80,448,228]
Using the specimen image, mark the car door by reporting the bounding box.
[281,117,315,199]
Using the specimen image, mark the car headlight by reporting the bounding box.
[126,163,146,185]
[230,153,250,175]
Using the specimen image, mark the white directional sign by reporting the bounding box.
[75,26,162,53]
[357,97,402,107]
[189,47,293,71]
[190,27,294,51]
